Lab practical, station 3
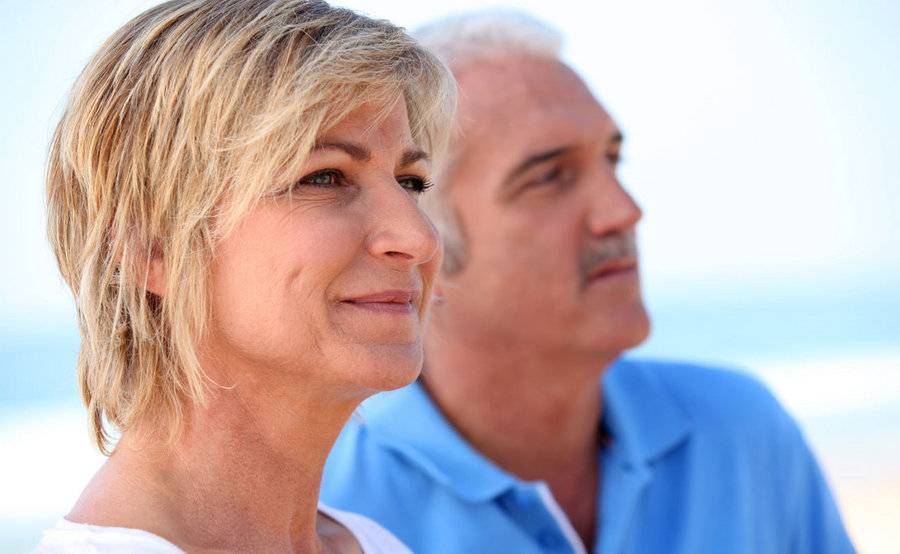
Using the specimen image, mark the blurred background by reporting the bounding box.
[1,0,898,551]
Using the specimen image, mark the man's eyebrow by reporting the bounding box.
[313,141,371,161]
[506,146,574,184]
[400,149,429,168]
[611,130,624,145]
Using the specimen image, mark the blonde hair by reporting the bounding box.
[46,0,456,454]
[414,10,561,273]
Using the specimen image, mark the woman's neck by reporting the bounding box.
[68,376,364,553]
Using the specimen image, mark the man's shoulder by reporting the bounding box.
[324,415,434,498]
[623,357,776,400]
[616,357,797,440]
[325,420,391,480]
[322,410,481,550]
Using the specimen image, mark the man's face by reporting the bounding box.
[434,56,650,359]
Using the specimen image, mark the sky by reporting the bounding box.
[1,0,898,339]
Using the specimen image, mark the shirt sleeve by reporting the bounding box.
[779,410,856,554]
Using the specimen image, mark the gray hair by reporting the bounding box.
[414,10,563,273]
[415,9,563,69]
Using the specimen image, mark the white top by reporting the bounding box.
[34,504,411,554]
[319,504,412,554]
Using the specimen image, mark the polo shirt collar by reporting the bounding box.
[358,379,517,502]
[358,357,692,501]
[602,358,692,468]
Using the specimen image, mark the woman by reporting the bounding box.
[36,0,454,551]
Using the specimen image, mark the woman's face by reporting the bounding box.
[203,101,441,397]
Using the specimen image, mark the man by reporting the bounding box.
[321,10,853,554]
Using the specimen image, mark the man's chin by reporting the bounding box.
[626,317,652,351]
[585,305,651,354]
[628,306,652,345]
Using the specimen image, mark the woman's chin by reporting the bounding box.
[343,342,424,392]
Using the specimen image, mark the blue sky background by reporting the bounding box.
[2,0,898,343]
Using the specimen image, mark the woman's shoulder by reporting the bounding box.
[33,519,183,554]
[35,509,410,554]
[318,503,412,554]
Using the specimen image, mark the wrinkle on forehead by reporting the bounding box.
[448,55,617,179]
[454,56,604,132]
[321,101,420,161]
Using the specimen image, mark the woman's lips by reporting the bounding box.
[341,289,417,314]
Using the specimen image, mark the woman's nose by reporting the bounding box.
[366,183,441,268]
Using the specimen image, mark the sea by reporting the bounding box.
[2,282,899,552]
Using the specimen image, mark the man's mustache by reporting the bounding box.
[579,231,638,279]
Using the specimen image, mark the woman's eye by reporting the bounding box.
[397,175,433,194]
[297,169,344,188]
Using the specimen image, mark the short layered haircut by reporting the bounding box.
[46,0,456,453]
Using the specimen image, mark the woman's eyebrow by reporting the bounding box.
[313,141,371,161]
[311,142,428,168]
[400,148,429,168]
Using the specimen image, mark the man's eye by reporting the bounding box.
[531,165,573,188]
[297,169,345,187]
[538,166,563,184]
[606,153,622,166]
[397,175,434,194]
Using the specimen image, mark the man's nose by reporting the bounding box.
[366,182,441,268]
[585,168,643,237]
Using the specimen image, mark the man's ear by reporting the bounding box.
[145,253,166,297]
[431,281,445,306]
[432,272,457,308]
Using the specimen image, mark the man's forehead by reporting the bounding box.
[459,57,598,114]
[451,55,618,170]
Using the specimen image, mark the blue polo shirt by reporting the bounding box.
[322,358,854,553]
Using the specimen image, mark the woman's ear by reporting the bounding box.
[145,254,166,297]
